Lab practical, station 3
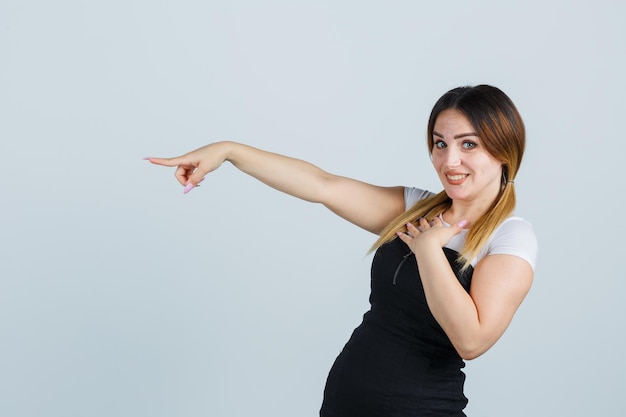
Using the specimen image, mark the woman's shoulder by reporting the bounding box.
[482,216,538,270]
[493,216,536,239]
[404,187,435,209]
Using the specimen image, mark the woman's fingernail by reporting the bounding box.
[457,219,468,228]
[183,183,195,194]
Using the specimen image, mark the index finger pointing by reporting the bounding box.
[144,156,186,167]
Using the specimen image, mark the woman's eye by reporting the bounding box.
[434,140,446,149]
[462,141,477,149]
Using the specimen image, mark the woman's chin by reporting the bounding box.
[443,187,469,201]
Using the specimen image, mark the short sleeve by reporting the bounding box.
[480,217,539,271]
[404,187,435,210]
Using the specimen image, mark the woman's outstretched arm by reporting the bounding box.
[146,141,406,235]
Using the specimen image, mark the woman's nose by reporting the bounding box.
[445,148,461,167]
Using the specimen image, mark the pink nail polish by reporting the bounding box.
[183,183,194,194]
[457,219,468,228]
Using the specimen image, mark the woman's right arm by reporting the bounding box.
[146,141,406,235]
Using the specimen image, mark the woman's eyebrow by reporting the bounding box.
[432,131,479,139]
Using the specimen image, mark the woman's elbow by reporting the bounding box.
[455,341,492,361]
[458,349,484,361]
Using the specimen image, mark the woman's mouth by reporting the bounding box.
[446,174,469,181]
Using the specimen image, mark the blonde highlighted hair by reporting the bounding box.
[371,85,526,269]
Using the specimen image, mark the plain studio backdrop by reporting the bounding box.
[1,1,624,416]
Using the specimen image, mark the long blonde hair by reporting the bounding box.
[371,85,526,269]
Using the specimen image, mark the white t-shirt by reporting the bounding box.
[404,187,538,271]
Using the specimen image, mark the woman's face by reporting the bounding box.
[431,109,503,205]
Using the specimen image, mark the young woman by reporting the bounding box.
[146,85,538,416]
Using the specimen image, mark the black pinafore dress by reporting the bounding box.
[320,237,473,417]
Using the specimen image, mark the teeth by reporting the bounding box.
[447,174,467,180]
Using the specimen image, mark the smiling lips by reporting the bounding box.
[446,173,469,184]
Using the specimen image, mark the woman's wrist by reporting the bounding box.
[214,140,239,164]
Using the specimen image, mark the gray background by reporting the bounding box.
[1,0,624,416]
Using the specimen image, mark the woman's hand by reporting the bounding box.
[145,142,232,193]
[397,216,468,252]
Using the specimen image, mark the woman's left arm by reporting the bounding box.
[398,218,534,360]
